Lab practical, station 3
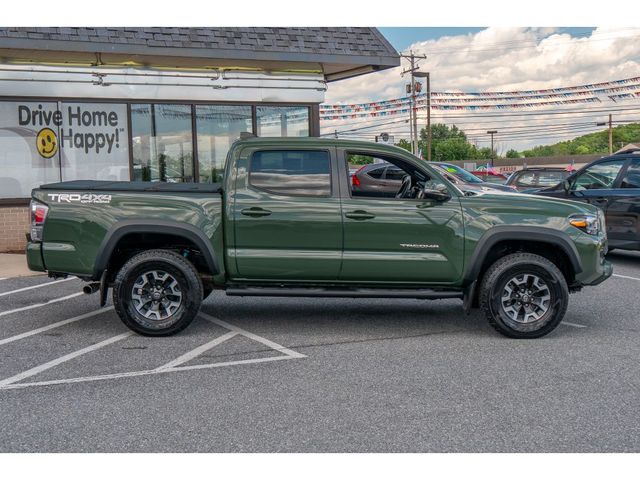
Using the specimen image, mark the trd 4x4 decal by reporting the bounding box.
[47,193,112,204]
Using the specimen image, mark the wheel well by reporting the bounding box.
[104,232,214,282]
[477,239,576,287]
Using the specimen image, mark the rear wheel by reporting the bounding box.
[113,249,203,336]
[479,252,569,338]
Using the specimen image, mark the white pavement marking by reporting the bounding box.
[0,355,296,391]
[562,321,587,328]
[0,278,6,281]
[0,277,75,297]
[0,313,306,390]
[0,332,132,388]
[613,273,640,282]
[0,307,114,347]
[156,331,238,370]
[200,312,307,359]
[0,292,83,318]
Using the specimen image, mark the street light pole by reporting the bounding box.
[487,130,498,167]
[608,114,613,155]
[426,72,431,161]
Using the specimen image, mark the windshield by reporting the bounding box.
[436,163,483,184]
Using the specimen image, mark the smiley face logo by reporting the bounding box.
[36,128,58,158]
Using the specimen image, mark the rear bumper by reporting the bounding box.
[26,242,45,272]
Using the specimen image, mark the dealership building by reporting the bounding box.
[0,27,398,252]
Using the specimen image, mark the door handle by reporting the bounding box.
[241,207,272,217]
[345,210,375,220]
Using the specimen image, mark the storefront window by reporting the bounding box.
[195,105,252,183]
[131,104,194,182]
[60,102,130,182]
[0,101,61,198]
[256,106,309,137]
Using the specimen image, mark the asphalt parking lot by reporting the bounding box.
[0,251,639,453]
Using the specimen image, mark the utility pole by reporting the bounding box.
[401,51,427,156]
[487,130,498,167]
[608,114,613,155]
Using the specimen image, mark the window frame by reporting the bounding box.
[247,148,335,198]
[341,149,457,202]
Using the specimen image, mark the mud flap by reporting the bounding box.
[463,280,477,315]
[99,269,109,307]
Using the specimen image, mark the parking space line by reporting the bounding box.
[200,312,307,359]
[562,321,587,328]
[0,277,76,297]
[613,273,640,281]
[0,278,6,281]
[0,307,114,347]
[0,315,306,391]
[0,292,84,318]
[0,332,132,388]
[156,331,238,370]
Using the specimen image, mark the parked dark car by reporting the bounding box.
[534,150,640,251]
[434,162,518,192]
[506,167,572,193]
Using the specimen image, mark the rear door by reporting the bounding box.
[338,149,465,285]
[231,146,343,281]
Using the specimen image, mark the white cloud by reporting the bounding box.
[323,27,640,151]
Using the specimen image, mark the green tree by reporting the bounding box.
[505,149,521,158]
[395,139,412,152]
[418,123,467,160]
[434,137,475,161]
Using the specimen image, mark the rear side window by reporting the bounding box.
[367,167,386,179]
[249,150,331,197]
[621,159,640,188]
[384,167,407,181]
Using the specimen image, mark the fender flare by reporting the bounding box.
[93,220,219,279]
[463,226,583,285]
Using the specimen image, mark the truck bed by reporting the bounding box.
[39,180,222,194]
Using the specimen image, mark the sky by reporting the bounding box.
[322,27,640,153]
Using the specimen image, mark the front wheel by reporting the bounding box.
[113,249,203,336]
[479,252,569,339]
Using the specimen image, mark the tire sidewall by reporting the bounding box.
[483,256,568,339]
[115,252,202,336]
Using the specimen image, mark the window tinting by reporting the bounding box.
[621,159,640,188]
[384,166,407,181]
[367,167,386,179]
[573,159,625,191]
[249,150,331,196]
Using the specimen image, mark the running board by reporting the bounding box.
[225,286,463,300]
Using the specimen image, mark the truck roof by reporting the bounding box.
[233,136,412,155]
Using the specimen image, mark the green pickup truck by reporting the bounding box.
[27,137,612,338]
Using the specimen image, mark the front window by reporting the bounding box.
[131,104,194,182]
[437,163,483,184]
[572,159,625,191]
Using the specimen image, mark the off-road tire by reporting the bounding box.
[113,249,203,336]
[479,252,569,339]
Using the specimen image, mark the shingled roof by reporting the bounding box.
[0,27,399,81]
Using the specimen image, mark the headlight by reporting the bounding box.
[569,213,599,235]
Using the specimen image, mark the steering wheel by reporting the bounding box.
[396,174,413,198]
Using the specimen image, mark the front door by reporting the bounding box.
[231,147,343,281]
[338,150,465,285]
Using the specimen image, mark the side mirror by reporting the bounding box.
[422,183,451,202]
